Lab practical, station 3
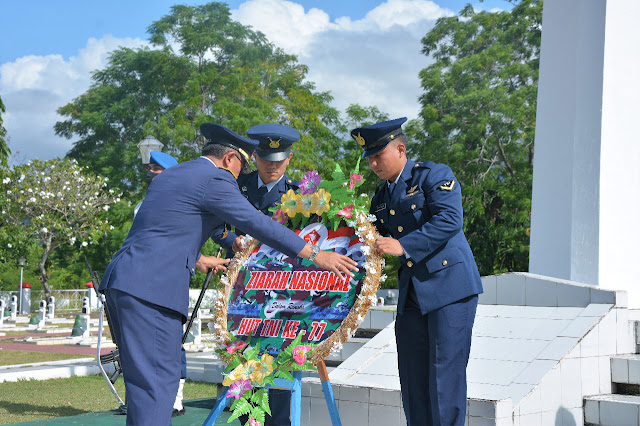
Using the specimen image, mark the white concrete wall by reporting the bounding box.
[529,0,640,306]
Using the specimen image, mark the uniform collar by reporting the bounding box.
[257,174,284,193]
[388,158,413,186]
[200,156,218,168]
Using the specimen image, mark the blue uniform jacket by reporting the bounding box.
[212,171,299,252]
[370,159,482,314]
[99,157,307,320]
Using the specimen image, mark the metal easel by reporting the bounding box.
[203,360,341,425]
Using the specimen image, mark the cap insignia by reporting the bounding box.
[353,132,366,146]
[268,138,281,148]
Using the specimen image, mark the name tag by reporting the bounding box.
[375,203,386,212]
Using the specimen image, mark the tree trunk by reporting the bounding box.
[38,234,53,300]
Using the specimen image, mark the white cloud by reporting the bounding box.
[232,0,453,124]
[2,0,454,163]
[1,35,146,164]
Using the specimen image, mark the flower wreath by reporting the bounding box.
[209,160,385,425]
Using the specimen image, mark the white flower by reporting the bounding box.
[81,242,88,247]
[380,274,387,282]
[109,226,114,230]
[29,197,36,203]
[69,237,76,245]
[2,177,9,184]
[7,243,12,248]
[362,246,371,256]
[41,227,48,234]
[103,205,110,211]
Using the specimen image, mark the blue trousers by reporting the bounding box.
[105,289,182,426]
[395,294,477,426]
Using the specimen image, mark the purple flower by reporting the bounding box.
[299,170,321,195]
[226,378,252,399]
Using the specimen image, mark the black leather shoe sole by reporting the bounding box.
[172,408,186,417]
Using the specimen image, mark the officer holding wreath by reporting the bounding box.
[213,123,301,425]
[351,118,482,426]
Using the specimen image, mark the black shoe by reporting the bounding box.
[117,405,127,415]
[172,407,186,417]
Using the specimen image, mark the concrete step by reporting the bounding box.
[585,394,640,426]
[611,354,640,386]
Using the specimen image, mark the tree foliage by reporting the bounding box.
[55,2,342,197]
[0,96,9,168]
[407,0,542,274]
[1,159,120,297]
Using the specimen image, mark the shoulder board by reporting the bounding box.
[412,161,435,170]
[285,178,299,189]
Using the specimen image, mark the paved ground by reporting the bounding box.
[0,331,114,356]
[10,398,241,425]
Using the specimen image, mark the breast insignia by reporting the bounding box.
[439,180,456,191]
[406,185,419,196]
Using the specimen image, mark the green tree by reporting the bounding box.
[55,2,342,196]
[0,96,9,168]
[1,159,120,298]
[408,0,541,275]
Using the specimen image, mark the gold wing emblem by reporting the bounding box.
[439,180,456,191]
[353,132,366,146]
[268,138,281,148]
[406,185,418,195]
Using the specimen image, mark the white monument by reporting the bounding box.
[529,0,640,306]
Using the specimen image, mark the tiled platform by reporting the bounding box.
[305,273,634,426]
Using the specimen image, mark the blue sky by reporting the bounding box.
[0,0,511,163]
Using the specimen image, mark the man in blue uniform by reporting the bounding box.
[351,118,482,426]
[214,123,299,425]
[133,150,190,417]
[214,123,299,254]
[100,123,358,426]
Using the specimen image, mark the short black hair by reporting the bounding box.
[202,143,235,159]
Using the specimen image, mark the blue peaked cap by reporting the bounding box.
[247,123,300,162]
[149,151,178,169]
[350,117,408,158]
[200,123,259,163]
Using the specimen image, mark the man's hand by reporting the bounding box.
[374,237,405,257]
[232,236,245,253]
[196,255,230,274]
[313,251,359,280]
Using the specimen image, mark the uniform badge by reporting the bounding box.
[439,180,455,191]
[268,138,281,148]
[353,132,366,146]
[406,185,419,196]
[241,186,247,192]
[375,203,386,212]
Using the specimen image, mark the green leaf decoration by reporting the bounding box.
[263,375,276,387]
[224,354,242,374]
[228,398,252,423]
[251,406,267,425]
[251,388,271,416]
[243,340,261,361]
[274,368,294,382]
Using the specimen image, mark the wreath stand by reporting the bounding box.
[203,360,341,426]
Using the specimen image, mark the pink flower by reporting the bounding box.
[226,340,247,354]
[348,173,362,190]
[226,378,252,399]
[299,170,321,195]
[336,204,354,219]
[250,417,262,426]
[272,208,287,224]
[292,344,311,365]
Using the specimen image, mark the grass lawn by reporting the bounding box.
[0,375,218,424]
[0,350,92,366]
